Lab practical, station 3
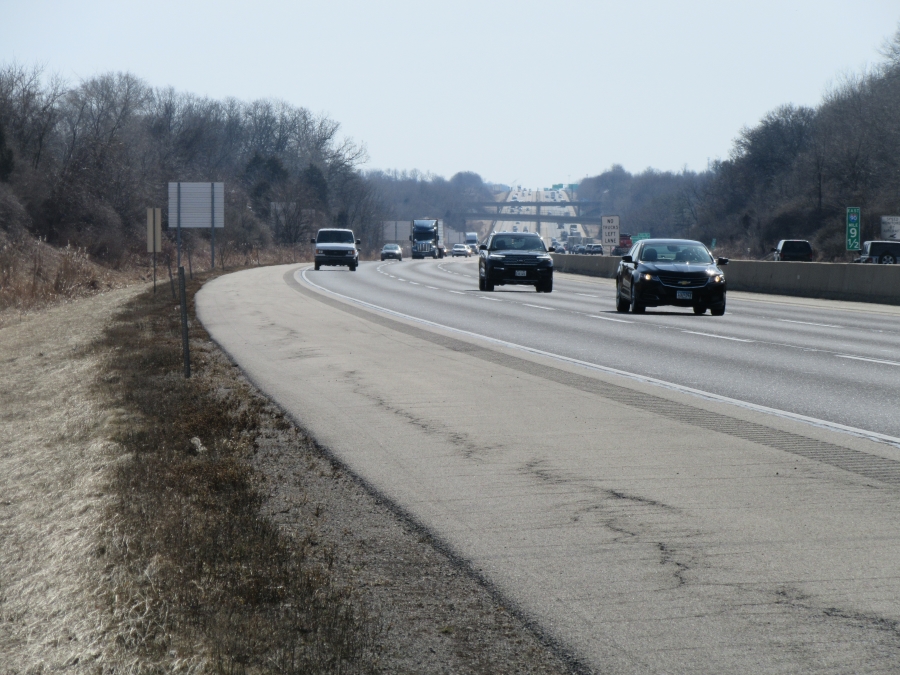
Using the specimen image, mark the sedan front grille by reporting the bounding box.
[657,275,708,288]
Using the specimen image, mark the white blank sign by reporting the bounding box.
[168,182,224,228]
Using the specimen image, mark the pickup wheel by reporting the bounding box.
[314,263,320,271]
[349,264,357,272]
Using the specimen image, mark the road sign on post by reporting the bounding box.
[168,182,225,269]
[881,215,900,240]
[846,207,861,251]
[601,216,620,252]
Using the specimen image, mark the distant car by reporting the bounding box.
[466,244,479,255]
[380,243,402,261]
[610,246,630,256]
[573,245,587,254]
[858,240,900,264]
[586,244,604,255]
[772,239,813,261]
[451,243,470,257]
[479,231,554,293]
[615,238,728,315]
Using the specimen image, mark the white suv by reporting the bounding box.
[312,229,360,271]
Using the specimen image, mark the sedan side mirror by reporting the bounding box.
[479,244,487,250]
[770,247,777,252]
[717,257,730,266]
[621,254,633,263]
[548,246,556,252]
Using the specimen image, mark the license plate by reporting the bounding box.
[676,290,692,300]
[515,270,527,277]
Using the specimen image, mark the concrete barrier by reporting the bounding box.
[552,255,900,305]
[551,254,620,278]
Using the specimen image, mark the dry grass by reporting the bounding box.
[93,270,378,673]
[0,286,146,673]
[0,236,143,323]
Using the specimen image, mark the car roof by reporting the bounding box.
[637,238,706,247]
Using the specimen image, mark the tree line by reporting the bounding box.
[0,65,387,262]
[578,25,900,259]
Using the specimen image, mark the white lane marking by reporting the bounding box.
[588,315,633,324]
[426,286,439,290]
[396,279,406,282]
[576,293,599,298]
[298,269,900,452]
[479,296,502,302]
[682,331,754,343]
[409,282,420,285]
[449,290,465,295]
[522,304,555,310]
[835,355,900,367]
[779,319,843,328]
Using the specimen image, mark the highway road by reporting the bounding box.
[197,260,900,674]
[309,258,900,439]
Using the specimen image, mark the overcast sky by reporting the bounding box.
[3,1,899,187]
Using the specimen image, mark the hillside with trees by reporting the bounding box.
[578,26,900,260]
[0,65,385,267]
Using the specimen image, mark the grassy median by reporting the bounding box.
[94,269,379,672]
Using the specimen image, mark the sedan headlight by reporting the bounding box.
[489,254,506,260]
[641,273,653,281]
[712,274,724,283]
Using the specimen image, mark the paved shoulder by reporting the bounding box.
[197,265,900,674]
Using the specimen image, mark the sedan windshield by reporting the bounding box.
[382,244,400,251]
[640,243,712,264]
[490,235,546,252]
[317,230,354,244]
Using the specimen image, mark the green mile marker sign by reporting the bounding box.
[846,207,861,251]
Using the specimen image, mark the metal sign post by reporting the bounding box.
[177,182,182,268]
[146,207,162,292]
[846,207,861,251]
[210,182,216,269]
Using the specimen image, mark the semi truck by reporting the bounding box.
[465,231,479,249]
[410,219,445,258]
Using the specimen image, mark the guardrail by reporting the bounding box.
[550,254,900,305]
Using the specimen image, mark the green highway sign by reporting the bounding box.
[632,232,651,241]
[846,207,861,251]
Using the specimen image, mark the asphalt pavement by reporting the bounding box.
[196,261,900,674]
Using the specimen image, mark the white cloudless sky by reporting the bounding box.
[3,0,899,187]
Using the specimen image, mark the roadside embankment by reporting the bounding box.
[551,254,900,305]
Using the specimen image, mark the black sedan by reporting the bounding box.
[380,243,402,261]
[479,232,554,293]
[616,239,728,315]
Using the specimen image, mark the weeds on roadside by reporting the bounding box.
[0,237,104,312]
[95,270,378,673]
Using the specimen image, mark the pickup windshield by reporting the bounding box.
[317,230,355,244]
